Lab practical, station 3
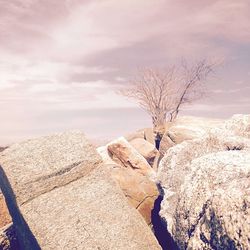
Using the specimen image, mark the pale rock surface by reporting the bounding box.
[159,116,223,154]
[23,164,161,250]
[96,146,116,165]
[0,131,102,205]
[125,130,145,142]
[0,131,160,250]
[129,138,158,166]
[125,128,155,145]
[158,114,250,249]
[107,137,156,178]
[223,114,250,138]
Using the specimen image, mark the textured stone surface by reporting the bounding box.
[96,146,116,165]
[22,164,160,250]
[0,194,12,228]
[0,131,102,205]
[0,131,160,250]
[223,114,250,138]
[111,166,159,225]
[158,115,250,250]
[97,141,159,225]
[159,116,223,154]
[125,130,145,142]
[130,138,158,166]
[107,137,156,178]
[125,128,155,145]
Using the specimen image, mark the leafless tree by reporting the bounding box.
[119,59,217,148]
[170,59,216,121]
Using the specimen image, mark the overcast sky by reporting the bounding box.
[0,0,250,145]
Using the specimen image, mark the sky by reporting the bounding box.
[0,0,249,145]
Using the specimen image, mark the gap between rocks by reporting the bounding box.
[151,184,179,250]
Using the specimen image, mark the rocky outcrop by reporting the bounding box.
[107,137,156,178]
[0,131,160,250]
[97,138,159,225]
[159,116,223,154]
[223,114,250,138]
[125,128,155,145]
[111,165,159,225]
[129,138,158,166]
[157,115,250,249]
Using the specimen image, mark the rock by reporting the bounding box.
[160,150,250,250]
[157,115,250,249]
[0,194,12,228]
[223,114,250,138]
[129,138,158,166]
[125,130,145,142]
[125,128,155,145]
[0,131,102,205]
[107,137,156,178]
[159,116,224,154]
[96,146,116,165]
[158,132,175,155]
[97,142,159,225]
[111,166,159,225]
[0,131,160,249]
[22,164,161,250]
[0,147,7,153]
[143,128,155,145]
[152,152,164,171]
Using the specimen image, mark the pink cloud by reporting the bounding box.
[0,0,249,144]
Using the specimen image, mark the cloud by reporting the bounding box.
[0,0,249,144]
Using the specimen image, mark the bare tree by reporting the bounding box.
[170,59,215,121]
[119,59,216,149]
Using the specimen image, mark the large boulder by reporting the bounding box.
[107,137,156,178]
[125,128,155,145]
[111,166,159,225]
[0,131,160,250]
[159,116,223,154]
[157,115,250,249]
[129,138,158,166]
[223,114,250,138]
[97,139,159,225]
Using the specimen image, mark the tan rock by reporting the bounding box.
[97,141,159,225]
[23,164,161,250]
[129,138,158,166]
[0,194,11,228]
[125,130,145,142]
[0,131,160,250]
[144,128,155,145]
[111,166,159,225]
[107,137,156,178]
